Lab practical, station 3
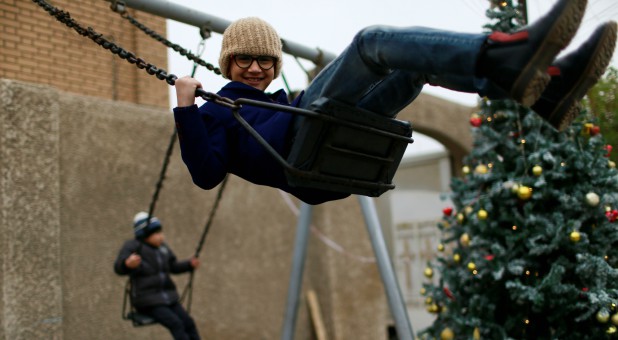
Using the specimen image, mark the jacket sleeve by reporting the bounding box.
[166,246,193,274]
[113,240,139,275]
[173,104,228,190]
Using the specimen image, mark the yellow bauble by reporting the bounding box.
[467,262,476,271]
[478,209,488,220]
[598,310,611,323]
[425,297,433,305]
[610,161,616,169]
[440,327,455,340]
[608,326,617,334]
[457,213,465,223]
[473,327,481,340]
[424,267,434,278]
[453,253,461,263]
[517,186,532,200]
[437,243,445,252]
[460,233,471,247]
[420,287,426,295]
[611,313,618,326]
[570,231,581,243]
[475,164,488,174]
[463,165,471,174]
[532,165,543,176]
[427,303,440,313]
[465,206,474,215]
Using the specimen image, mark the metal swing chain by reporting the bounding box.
[31,0,243,112]
[109,0,222,77]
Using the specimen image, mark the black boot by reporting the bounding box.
[532,21,617,131]
[477,0,587,107]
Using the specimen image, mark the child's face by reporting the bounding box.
[145,231,164,248]
[228,55,275,91]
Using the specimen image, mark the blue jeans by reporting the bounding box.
[299,25,506,116]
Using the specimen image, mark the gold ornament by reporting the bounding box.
[427,303,440,313]
[460,233,470,247]
[570,231,581,243]
[598,310,611,323]
[453,253,461,263]
[608,326,617,335]
[440,327,455,340]
[457,213,465,224]
[425,297,433,305]
[463,165,471,174]
[475,164,488,174]
[437,243,445,252]
[420,287,426,295]
[511,183,520,194]
[586,192,600,207]
[464,206,474,215]
[610,161,616,169]
[473,327,481,340]
[467,262,477,271]
[532,165,543,176]
[424,267,434,278]
[517,186,532,200]
[478,209,488,220]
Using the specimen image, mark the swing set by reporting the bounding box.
[31,0,416,338]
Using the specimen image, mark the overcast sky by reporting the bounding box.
[164,0,618,151]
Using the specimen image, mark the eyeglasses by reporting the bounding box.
[233,54,277,70]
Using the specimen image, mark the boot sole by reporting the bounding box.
[550,22,617,131]
[512,0,588,106]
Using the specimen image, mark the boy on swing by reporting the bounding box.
[114,212,201,340]
[174,0,617,205]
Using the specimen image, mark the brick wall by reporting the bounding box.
[0,0,169,108]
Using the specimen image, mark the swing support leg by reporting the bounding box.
[281,203,313,340]
[281,198,414,340]
[357,195,415,340]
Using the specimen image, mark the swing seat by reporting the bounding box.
[126,311,157,327]
[231,97,413,197]
[285,97,413,197]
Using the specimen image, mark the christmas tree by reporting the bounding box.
[419,1,618,339]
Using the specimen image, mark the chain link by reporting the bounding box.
[110,1,222,76]
[31,0,242,110]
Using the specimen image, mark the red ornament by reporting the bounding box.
[606,209,618,222]
[443,287,455,301]
[580,287,589,299]
[484,254,495,261]
[604,145,613,158]
[442,207,453,216]
[591,125,601,136]
[470,117,482,127]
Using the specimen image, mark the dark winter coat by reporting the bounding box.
[173,81,350,205]
[114,239,193,308]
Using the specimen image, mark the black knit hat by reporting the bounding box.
[133,211,162,240]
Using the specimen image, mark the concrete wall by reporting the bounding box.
[0,79,399,340]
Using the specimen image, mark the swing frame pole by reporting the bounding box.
[109,0,337,68]
[282,197,414,340]
[357,195,415,340]
[281,202,313,340]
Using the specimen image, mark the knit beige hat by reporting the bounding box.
[219,17,283,79]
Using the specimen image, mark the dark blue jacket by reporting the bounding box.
[173,81,350,205]
[114,239,192,308]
